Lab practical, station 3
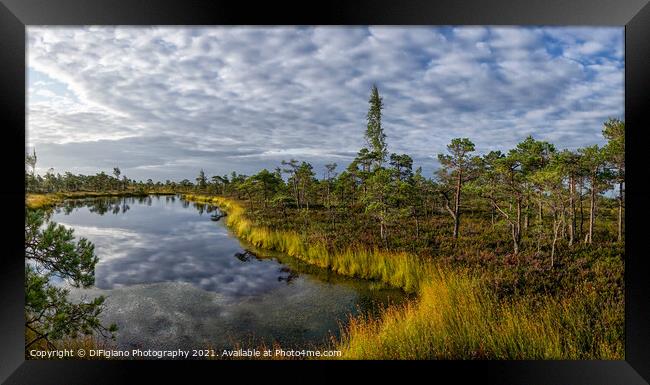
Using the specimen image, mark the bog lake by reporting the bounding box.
[49,195,406,352]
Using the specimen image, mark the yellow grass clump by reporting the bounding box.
[26,191,174,210]
[183,194,624,360]
[26,194,62,210]
[337,266,622,359]
[184,194,425,293]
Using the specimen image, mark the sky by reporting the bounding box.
[27,26,624,182]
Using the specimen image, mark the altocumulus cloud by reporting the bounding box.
[27,26,623,181]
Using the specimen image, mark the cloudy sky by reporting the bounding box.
[27,26,624,182]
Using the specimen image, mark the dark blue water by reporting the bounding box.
[50,195,404,352]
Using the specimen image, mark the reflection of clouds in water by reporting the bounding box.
[56,223,139,240]
[52,198,298,298]
[55,222,144,264]
[67,280,360,350]
[54,197,404,351]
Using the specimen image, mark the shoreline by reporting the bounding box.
[181,193,623,359]
[182,193,426,293]
[23,191,622,359]
[26,191,177,210]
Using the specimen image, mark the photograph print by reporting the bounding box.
[25,26,625,360]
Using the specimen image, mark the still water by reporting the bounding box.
[50,195,405,353]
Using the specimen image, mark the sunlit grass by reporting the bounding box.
[337,266,623,360]
[26,194,61,210]
[26,190,173,210]
[182,194,624,360]
[184,194,425,293]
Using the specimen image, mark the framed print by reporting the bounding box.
[1,0,649,383]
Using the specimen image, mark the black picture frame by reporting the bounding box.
[1,0,649,383]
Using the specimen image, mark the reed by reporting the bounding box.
[26,194,62,210]
[26,190,172,210]
[337,266,623,359]
[183,194,623,360]
[184,194,425,293]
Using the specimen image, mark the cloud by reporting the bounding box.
[27,26,624,181]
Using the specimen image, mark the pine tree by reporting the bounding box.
[25,210,117,351]
[602,118,625,242]
[437,138,477,238]
[365,85,388,170]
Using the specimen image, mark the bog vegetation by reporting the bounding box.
[25,85,624,359]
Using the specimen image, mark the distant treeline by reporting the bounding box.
[26,85,624,258]
[25,161,183,194]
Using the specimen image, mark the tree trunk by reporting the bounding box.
[618,181,623,242]
[568,176,575,246]
[560,204,566,239]
[524,202,529,230]
[511,223,519,255]
[491,199,519,255]
[293,181,300,209]
[578,182,584,239]
[453,171,462,238]
[551,216,560,268]
[516,198,522,239]
[586,175,596,244]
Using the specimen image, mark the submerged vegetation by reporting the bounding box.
[25,85,624,359]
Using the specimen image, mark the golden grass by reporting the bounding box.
[26,194,62,210]
[184,194,623,360]
[184,194,425,292]
[26,191,173,210]
[336,266,622,359]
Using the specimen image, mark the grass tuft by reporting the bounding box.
[183,194,624,360]
[184,194,425,293]
[337,266,622,359]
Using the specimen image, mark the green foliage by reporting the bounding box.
[185,193,623,360]
[365,85,388,168]
[389,153,413,181]
[602,118,624,171]
[436,138,479,238]
[175,119,625,361]
[27,86,625,360]
[195,169,207,190]
[25,164,181,194]
[25,209,116,352]
[437,138,476,171]
[338,266,622,359]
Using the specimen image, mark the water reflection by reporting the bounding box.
[53,196,401,300]
[52,195,406,351]
[57,196,164,216]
